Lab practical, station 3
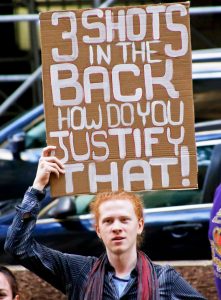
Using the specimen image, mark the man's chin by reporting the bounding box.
[110,246,126,255]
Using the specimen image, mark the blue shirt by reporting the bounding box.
[112,274,131,297]
[5,189,206,300]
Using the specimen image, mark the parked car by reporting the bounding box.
[1,53,221,261]
[0,183,213,264]
[35,190,212,261]
[0,104,43,145]
[0,124,221,263]
[0,104,45,200]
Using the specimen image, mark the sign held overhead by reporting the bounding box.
[40,2,198,197]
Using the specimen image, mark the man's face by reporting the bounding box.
[96,199,144,256]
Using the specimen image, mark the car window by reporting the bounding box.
[38,195,95,219]
[197,144,213,188]
[38,199,59,219]
[142,144,214,209]
[75,195,94,215]
[193,79,221,122]
[0,113,46,149]
[25,120,46,149]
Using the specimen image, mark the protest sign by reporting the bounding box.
[40,2,198,197]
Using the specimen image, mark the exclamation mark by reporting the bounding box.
[181,146,190,187]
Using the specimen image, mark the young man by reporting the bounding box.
[5,146,205,299]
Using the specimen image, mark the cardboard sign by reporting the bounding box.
[40,2,198,197]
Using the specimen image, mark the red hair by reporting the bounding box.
[90,190,144,225]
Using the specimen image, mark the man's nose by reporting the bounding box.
[112,220,122,232]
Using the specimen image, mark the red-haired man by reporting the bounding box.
[5,146,205,299]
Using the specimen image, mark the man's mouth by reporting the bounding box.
[112,237,125,241]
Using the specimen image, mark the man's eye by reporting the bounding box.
[104,219,111,224]
[122,218,129,223]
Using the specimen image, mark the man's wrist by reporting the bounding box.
[27,186,46,201]
[32,180,45,191]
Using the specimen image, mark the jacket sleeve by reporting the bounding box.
[158,265,206,299]
[4,189,92,295]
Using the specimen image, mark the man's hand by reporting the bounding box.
[32,146,65,191]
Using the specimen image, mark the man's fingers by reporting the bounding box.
[33,146,64,190]
[46,165,60,179]
[40,159,65,174]
[44,162,65,175]
[39,146,65,180]
[40,156,65,171]
[42,146,57,157]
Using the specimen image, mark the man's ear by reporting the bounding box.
[95,224,101,239]
[138,218,144,235]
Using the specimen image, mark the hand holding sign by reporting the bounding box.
[33,146,65,191]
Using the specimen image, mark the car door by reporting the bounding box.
[140,141,215,260]
[142,202,212,260]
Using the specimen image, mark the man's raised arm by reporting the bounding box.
[4,146,68,292]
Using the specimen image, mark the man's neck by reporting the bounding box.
[107,249,137,278]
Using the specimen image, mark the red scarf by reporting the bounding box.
[83,251,159,300]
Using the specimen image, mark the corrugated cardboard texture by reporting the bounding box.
[40,2,198,197]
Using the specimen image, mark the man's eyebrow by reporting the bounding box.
[102,216,112,221]
[102,215,131,220]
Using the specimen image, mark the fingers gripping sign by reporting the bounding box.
[33,146,65,191]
